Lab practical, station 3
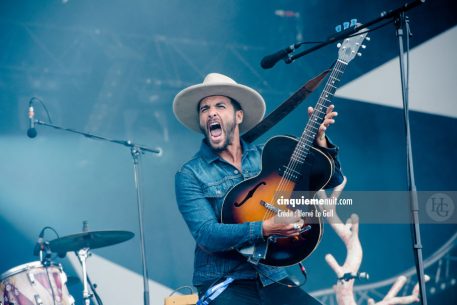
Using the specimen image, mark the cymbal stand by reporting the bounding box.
[31,120,161,305]
[77,248,92,305]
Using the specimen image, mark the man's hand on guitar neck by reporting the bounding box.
[308,104,338,148]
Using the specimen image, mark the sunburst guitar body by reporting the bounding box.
[221,135,333,266]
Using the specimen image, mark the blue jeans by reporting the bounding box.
[196,278,323,305]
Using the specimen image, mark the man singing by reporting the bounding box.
[173,73,343,304]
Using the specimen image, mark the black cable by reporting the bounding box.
[292,19,395,51]
[347,19,395,38]
[41,226,60,239]
[30,96,53,123]
[169,286,195,296]
[86,271,103,305]
[39,226,60,261]
[45,265,57,305]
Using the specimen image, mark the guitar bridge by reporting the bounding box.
[260,200,280,213]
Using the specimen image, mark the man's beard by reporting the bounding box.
[201,114,236,152]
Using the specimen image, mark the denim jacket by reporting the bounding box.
[175,138,343,286]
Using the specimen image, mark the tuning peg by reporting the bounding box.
[357,52,362,57]
[350,19,358,27]
[361,45,367,49]
[365,36,371,41]
[343,22,350,30]
[335,25,342,33]
[337,43,342,48]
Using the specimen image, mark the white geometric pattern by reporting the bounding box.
[336,26,457,118]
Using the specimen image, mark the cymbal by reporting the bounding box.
[49,230,134,254]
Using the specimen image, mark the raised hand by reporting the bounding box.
[308,104,338,147]
[368,275,431,305]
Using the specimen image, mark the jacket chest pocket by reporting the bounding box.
[202,179,235,216]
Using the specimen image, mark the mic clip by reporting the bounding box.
[284,43,299,64]
[40,241,53,266]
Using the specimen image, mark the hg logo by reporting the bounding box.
[426,193,454,222]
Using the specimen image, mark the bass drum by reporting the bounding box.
[0,261,75,305]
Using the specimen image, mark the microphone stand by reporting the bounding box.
[34,119,161,305]
[284,0,425,64]
[270,1,428,304]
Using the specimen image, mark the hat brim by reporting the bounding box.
[173,83,266,134]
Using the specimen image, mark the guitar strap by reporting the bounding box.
[247,239,269,265]
[242,67,332,144]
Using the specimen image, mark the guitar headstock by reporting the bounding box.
[337,24,369,63]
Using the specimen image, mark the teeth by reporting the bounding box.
[208,122,221,130]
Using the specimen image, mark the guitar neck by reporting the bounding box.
[292,59,348,164]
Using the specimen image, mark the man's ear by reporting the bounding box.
[236,110,244,124]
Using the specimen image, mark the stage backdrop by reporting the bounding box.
[1,0,456,304]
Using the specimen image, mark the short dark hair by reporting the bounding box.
[229,97,242,111]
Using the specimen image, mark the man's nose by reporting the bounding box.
[208,107,217,117]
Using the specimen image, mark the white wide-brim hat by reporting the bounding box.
[173,73,266,134]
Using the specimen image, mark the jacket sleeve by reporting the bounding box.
[175,168,264,253]
[313,136,344,189]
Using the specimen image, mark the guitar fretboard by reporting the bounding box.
[287,59,348,178]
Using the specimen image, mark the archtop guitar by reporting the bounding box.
[221,27,368,266]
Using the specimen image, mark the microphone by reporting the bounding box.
[33,228,46,257]
[27,100,37,138]
[260,43,298,69]
[338,272,370,282]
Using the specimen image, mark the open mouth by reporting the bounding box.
[208,121,222,138]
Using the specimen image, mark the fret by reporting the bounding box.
[291,54,350,173]
[307,124,319,130]
[303,138,314,145]
[285,166,301,175]
[291,155,305,164]
[320,97,332,103]
[307,125,318,133]
[305,123,318,131]
[313,109,326,116]
[292,151,308,163]
[322,90,334,96]
[336,59,348,65]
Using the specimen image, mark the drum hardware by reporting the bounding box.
[0,225,134,305]
[48,230,134,254]
[1,261,74,305]
[77,248,92,305]
[27,268,36,285]
[46,223,135,305]
[34,294,43,305]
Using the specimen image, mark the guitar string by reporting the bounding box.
[281,60,346,200]
[280,60,346,207]
[264,61,342,223]
[263,60,347,223]
[262,60,346,221]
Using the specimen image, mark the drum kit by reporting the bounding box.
[0,228,134,305]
